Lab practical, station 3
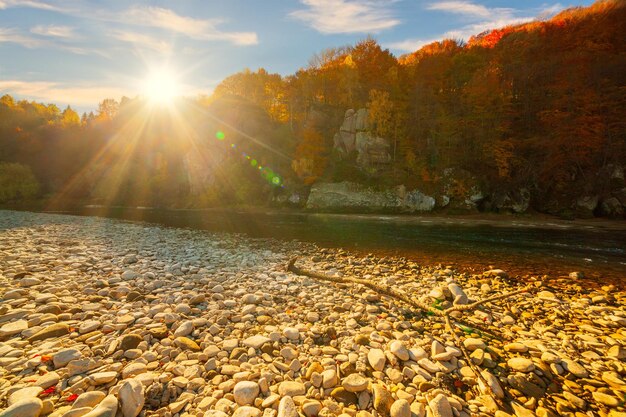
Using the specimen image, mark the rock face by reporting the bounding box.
[575,195,599,218]
[333,108,391,170]
[490,188,531,213]
[598,196,624,218]
[439,168,484,210]
[306,182,435,212]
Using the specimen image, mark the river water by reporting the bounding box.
[42,207,623,285]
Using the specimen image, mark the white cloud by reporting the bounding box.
[0,0,65,12]
[388,2,567,53]
[0,27,107,56]
[290,0,400,34]
[0,79,130,106]
[426,1,497,19]
[30,24,74,38]
[386,38,434,52]
[112,31,172,54]
[0,28,44,47]
[118,6,258,45]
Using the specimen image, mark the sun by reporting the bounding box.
[142,68,181,105]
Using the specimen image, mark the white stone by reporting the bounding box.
[119,379,144,417]
[390,399,411,417]
[174,320,194,337]
[0,398,42,417]
[428,394,453,417]
[368,348,386,371]
[243,335,270,349]
[507,357,535,373]
[234,381,260,406]
[82,395,118,417]
[0,320,28,337]
[53,348,81,368]
[389,341,409,361]
[277,396,298,417]
[283,327,300,341]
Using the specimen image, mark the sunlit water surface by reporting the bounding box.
[34,207,624,285]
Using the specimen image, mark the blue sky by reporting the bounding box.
[0,0,594,113]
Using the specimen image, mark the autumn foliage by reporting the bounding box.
[0,0,624,214]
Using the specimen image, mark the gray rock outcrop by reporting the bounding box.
[306,182,435,212]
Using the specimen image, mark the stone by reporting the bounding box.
[561,359,588,378]
[81,395,118,417]
[119,379,144,417]
[53,348,81,368]
[0,319,28,337]
[34,371,60,389]
[79,320,100,334]
[511,401,536,417]
[121,363,147,379]
[234,381,260,406]
[28,323,69,342]
[372,384,393,414]
[592,392,620,407]
[390,400,411,417]
[232,406,262,417]
[448,283,468,305]
[121,270,139,280]
[149,327,168,339]
[302,401,322,417]
[463,338,485,351]
[243,335,270,349]
[283,327,300,341]
[174,336,201,351]
[342,374,369,392]
[389,341,409,361]
[330,387,358,406]
[428,394,453,417]
[607,345,625,360]
[67,359,92,376]
[507,357,535,372]
[73,391,106,409]
[0,398,43,417]
[8,387,43,406]
[479,371,504,399]
[205,412,229,417]
[277,396,298,417]
[278,381,305,397]
[368,348,386,371]
[119,334,143,351]
[322,369,338,389]
[90,371,117,385]
[174,320,194,337]
[504,343,528,353]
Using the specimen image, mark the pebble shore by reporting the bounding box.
[0,210,624,417]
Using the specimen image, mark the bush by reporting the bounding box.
[0,162,40,203]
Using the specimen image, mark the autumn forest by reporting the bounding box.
[1,0,624,218]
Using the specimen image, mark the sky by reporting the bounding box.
[0,0,594,113]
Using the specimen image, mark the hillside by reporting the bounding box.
[0,0,624,218]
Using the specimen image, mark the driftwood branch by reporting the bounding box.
[287,257,536,410]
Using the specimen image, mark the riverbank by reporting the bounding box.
[0,211,624,417]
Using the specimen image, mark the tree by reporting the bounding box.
[96,98,119,122]
[60,106,80,127]
[0,162,40,202]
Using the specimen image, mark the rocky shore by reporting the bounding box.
[0,210,624,417]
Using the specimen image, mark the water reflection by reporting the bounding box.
[67,207,626,283]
